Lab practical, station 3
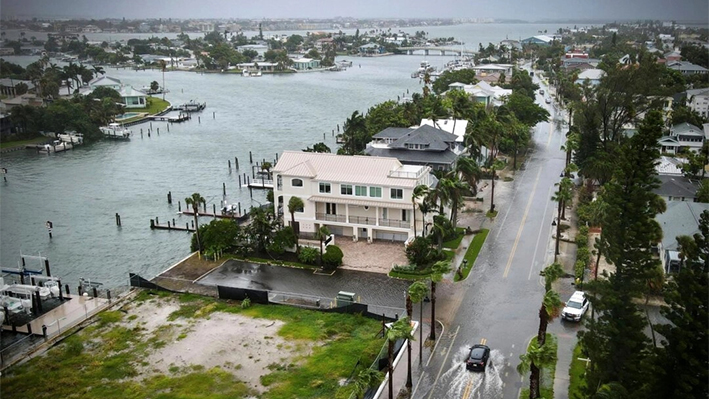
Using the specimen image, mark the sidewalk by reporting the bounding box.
[377,318,438,399]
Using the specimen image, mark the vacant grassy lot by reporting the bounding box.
[2,290,385,399]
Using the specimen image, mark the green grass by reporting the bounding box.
[442,227,465,249]
[0,136,49,149]
[454,229,489,281]
[486,210,498,218]
[519,334,558,399]
[125,97,171,116]
[568,342,587,399]
[2,291,384,399]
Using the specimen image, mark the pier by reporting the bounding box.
[180,210,248,221]
[150,219,196,232]
[399,46,476,56]
[151,113,191,123]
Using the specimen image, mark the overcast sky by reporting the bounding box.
[2,0,708,23]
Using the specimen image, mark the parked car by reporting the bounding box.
[539,89,545,95]
[466,344,490,371]
[562,291,589,322]
[545,98,552,104]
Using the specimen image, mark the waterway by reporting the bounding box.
[0,23,576,289]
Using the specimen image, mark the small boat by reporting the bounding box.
[5,284,51,300]
[175,100,206,112]
[242,69,250,77]
[38,140,73,153]
[57,131,84,144]
[250,70,262,77]
[43,280,61,297]
[100,123,131,140]
[0,295,24,314]
[412,60,436,79]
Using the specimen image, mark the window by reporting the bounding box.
[341,184,353,195]
[291,178,303,187]
[390,188,403,200]
[355,185,367,196]
[402,209,408,221]
[319,182,331,193]
[369,186,382,198]
[277,175,283,190]
[326,203,337,215]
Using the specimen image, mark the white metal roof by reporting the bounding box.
[274,151,424,188]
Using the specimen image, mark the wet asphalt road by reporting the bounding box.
[414,71,570,399]
[198,260,411,316]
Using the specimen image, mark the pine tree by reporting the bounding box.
[580,110,664,397]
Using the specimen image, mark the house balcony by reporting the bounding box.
[315,213,411,229]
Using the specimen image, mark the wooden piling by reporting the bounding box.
[178,201,181,212]
[213,204,217,219]
[239,175,242,187]
[228,160,231,169]
[213,112,215,119]
[235,157,239,170]
[249,151,253,163]
[198,116,201,124]
[238,202,241,215]
[223,182,226,196]
[167,191,172,204]
[115,213,121,226]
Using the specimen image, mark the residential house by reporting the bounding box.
[447,81,512,107]
[117,86,147,108]
[664,50,682,62]
[656,202,709,273]
[472,64,513,76]
[653,175,701,203]
[419,118,490,164]
[272,151,436,243]
[561,57,600,70]
[292,58,320,70]
[359,43,384,55]
[237,44,269,57]
[667,61,708,76]
[87,75,123,91]
[521,35,555,46]
[315,38,334,52]
[686,88,709,119]
[0,79,35,96]
[575,69,605,86]
[1,93,44,111]
[236,62,278,73]
[365,124,464,171]
[656,155,687,176]
[658,122,706,154]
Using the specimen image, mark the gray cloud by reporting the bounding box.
[2,0,707,22]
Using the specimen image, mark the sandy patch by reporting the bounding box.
[121,297,312,393]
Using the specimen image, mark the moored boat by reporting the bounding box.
[100,123,132,140]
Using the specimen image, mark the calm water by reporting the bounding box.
[0,23,569,289]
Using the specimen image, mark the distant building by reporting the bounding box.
[667,61,709,76]
[658,122,707,154]
[521,35,555,46]
[358,43,384,55]
[575,69,605,86]
[448,81,512,107]
[686,88,709,119]
[292,58,320,70]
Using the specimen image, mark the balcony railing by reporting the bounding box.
[315,213,346,223]
[348,215,377,225]
[379,218,411,228]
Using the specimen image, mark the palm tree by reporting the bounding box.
[185,193,206,253]
[352,368,383,399]
[430,214,449,252]
[260,161,273,180]
[386,317,414,399]
[454,156,481,197]
[517,336,557,399]
[418,199,436,238]
[315,225,330,267]
[438,176,468,230]
[552,177,573,260]
[287,196,304,252]
[429,260,452,341]
[412,184,429,237]
[408,281,428,367]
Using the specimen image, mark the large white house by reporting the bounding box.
[272,151,436,243]
[658,122,706,154]
[686,88,709,119]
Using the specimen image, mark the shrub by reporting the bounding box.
[241,296,251,309]
[406,236,435,266]
[576,246,590,265]
[322,245,343,270]
[298,246,319,265]
[574,260,586,280]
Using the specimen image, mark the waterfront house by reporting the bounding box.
[359,43,385,55]
[521,35,555,46]
[365,124,463,171]
[117,86,147,108]
[472,64,513,76]
[447,81,511,107]
[656,202,709,273]
[658,122,706,154]
[272,151,436,243]
[0,79,35,96]
[292,58,321,70]
[87,75,123,91]
[237,62,278,73]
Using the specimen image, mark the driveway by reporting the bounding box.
[336,238,409,274]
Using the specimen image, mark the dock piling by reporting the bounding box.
[172,218,176,225]
[65,284,70,295]
[167,221,171,229]
[178,201,181,212]
[115,213,121,226]
[167,191,172,204]
[150,122,153,129]
[238,203,241,215]
[198,116,201,124]
[213,204,217,219]
[157,127,159,135]
[324,132,326,140]
[213,112,215,119]
[186,222,189,230]
[167,124,170,132]
[223,182,226,196]
[155,216,159,225]
[228,160,231,169]
[249,151,253,164]
[238,175,241,187]
[235,157,239,170]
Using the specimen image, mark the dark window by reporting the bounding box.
[292,178,303,187]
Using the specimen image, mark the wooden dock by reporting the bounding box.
[150,219,196,232]
[180,210,247,221]
[244,178,274,189]
[151,114,191,123]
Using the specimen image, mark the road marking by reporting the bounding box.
[480,338,487,345]
[426,325,460,399]
[529,185,554,280]
[496,160,533,239]
[503,168,542,278]
[462,375,474,399]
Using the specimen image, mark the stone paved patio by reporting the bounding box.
[335,238,409,274]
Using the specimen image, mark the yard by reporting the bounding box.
[2,290,386,399]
